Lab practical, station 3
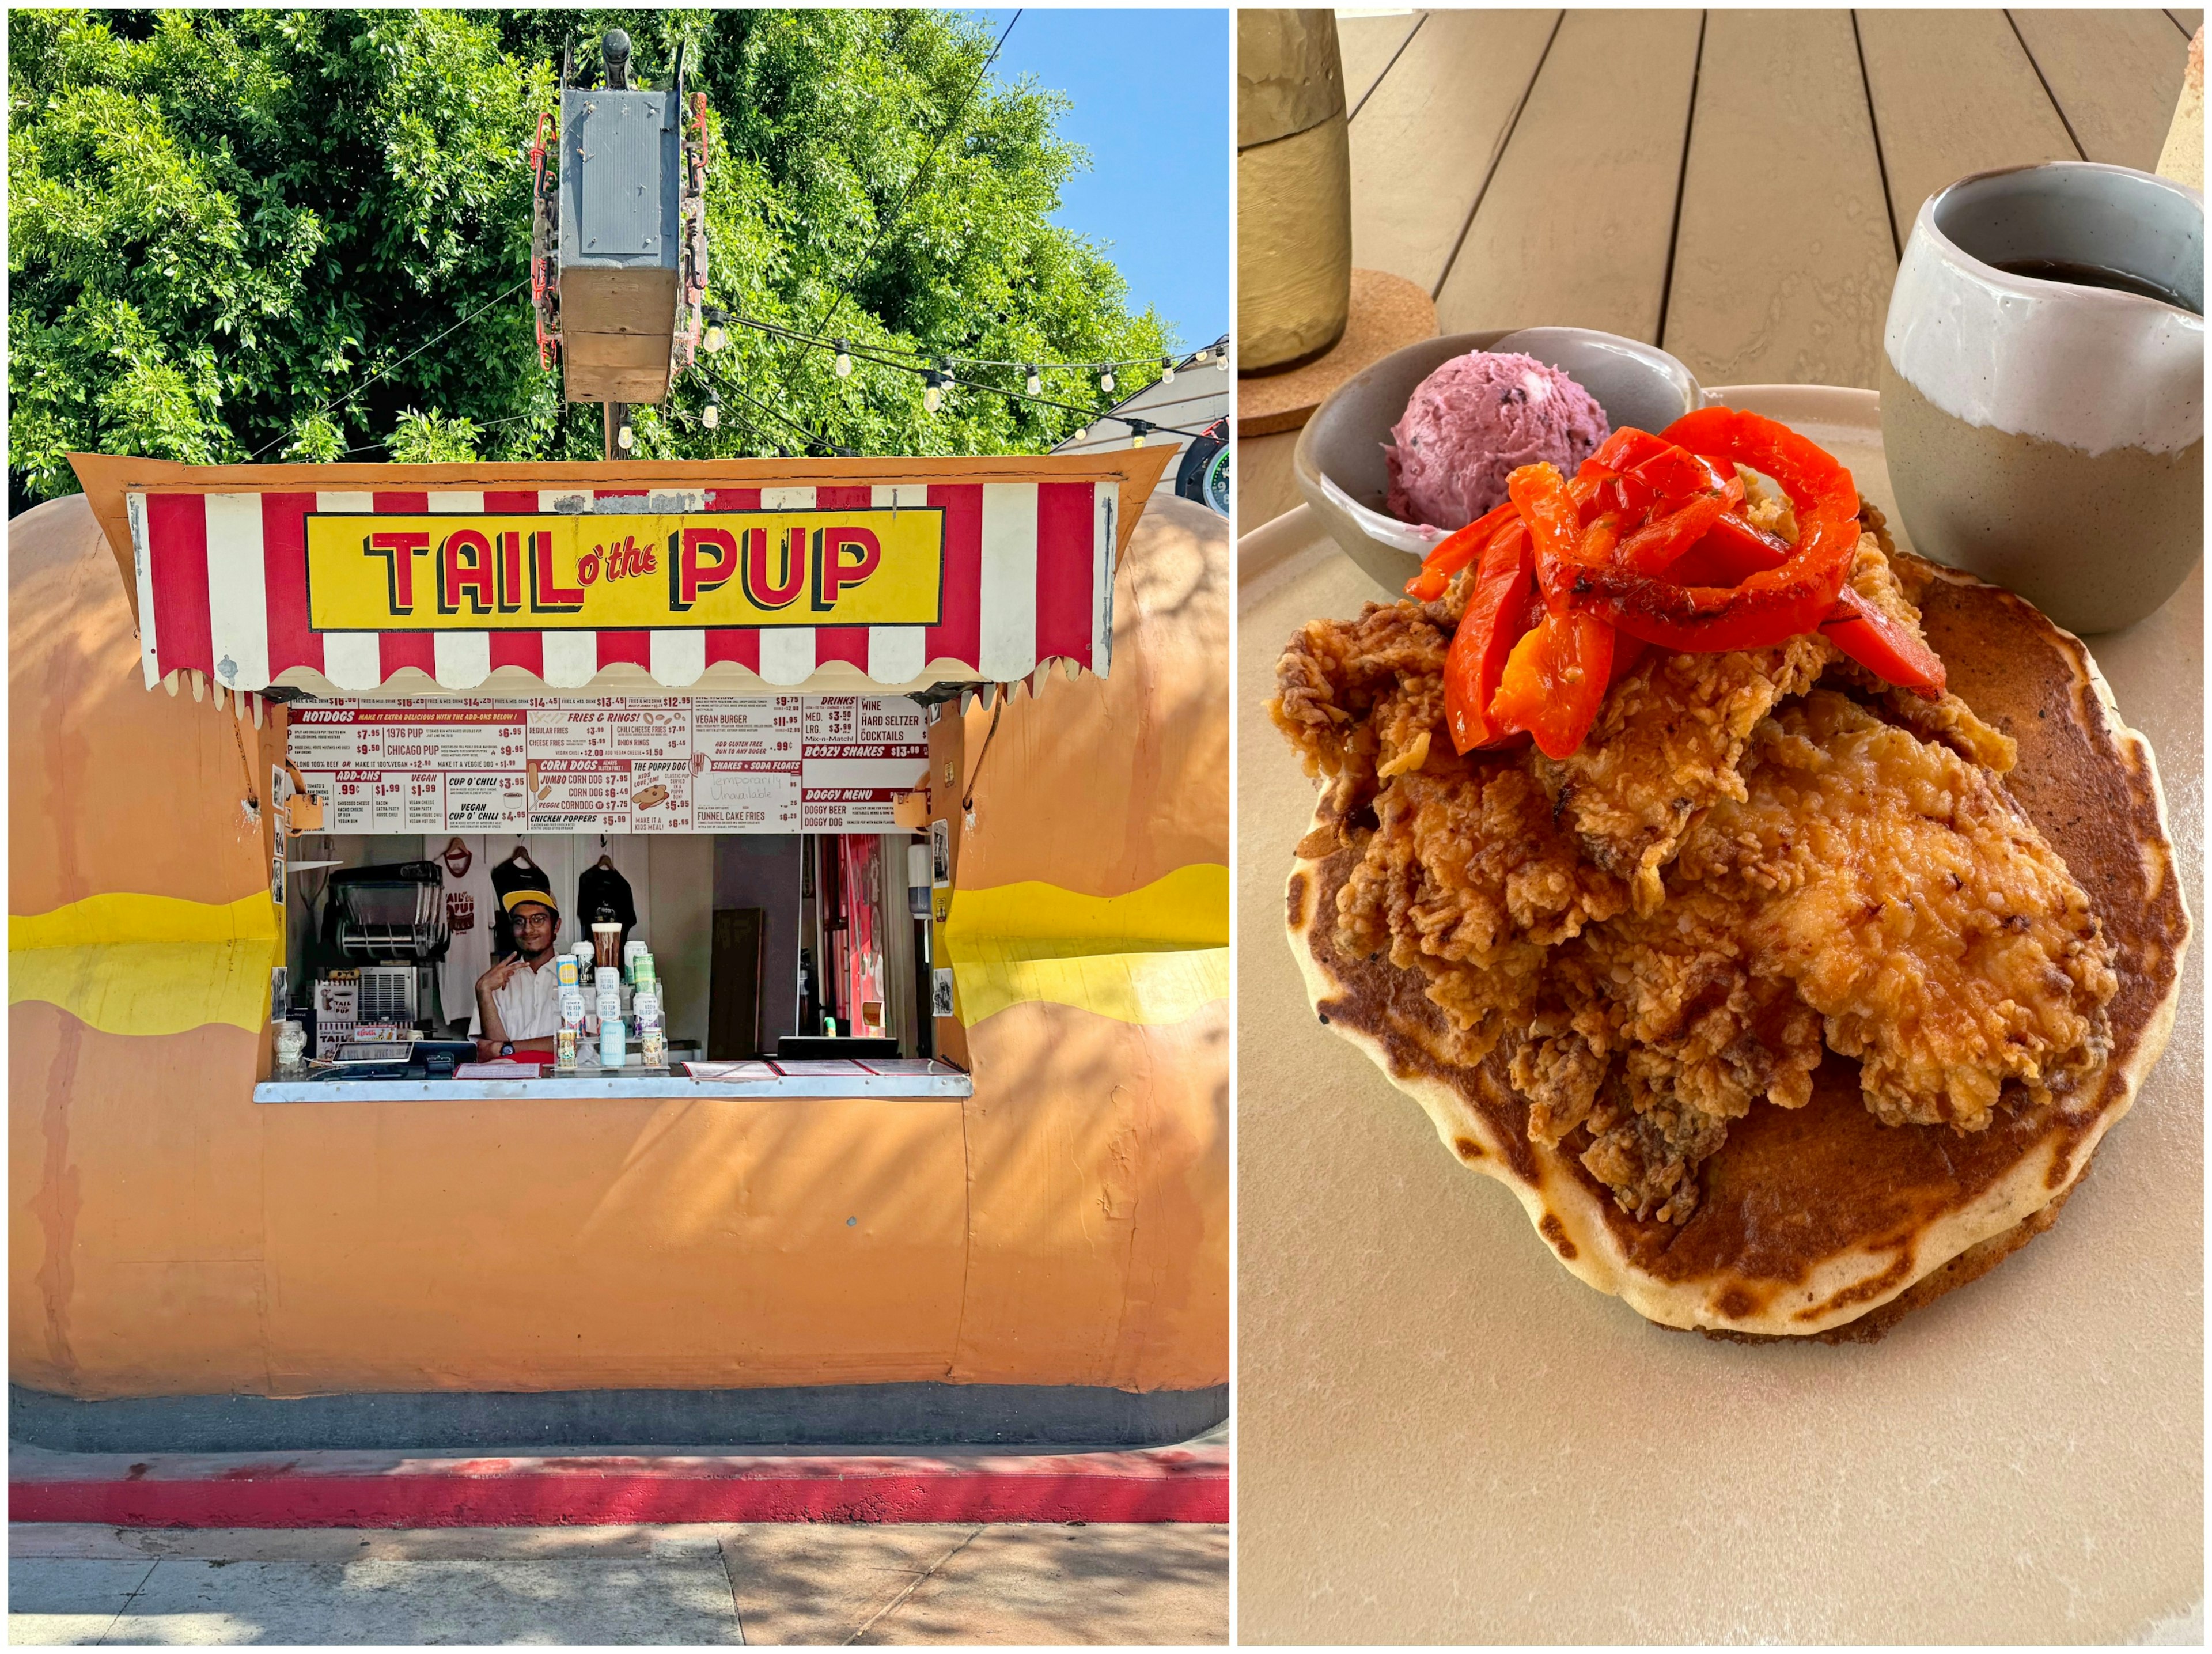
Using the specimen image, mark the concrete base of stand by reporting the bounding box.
[9,1382,1229,1456]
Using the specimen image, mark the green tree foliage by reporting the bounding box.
[9,7,1174,505]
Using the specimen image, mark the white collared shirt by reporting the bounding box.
[490,953,564,1041]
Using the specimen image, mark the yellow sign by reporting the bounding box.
[305,510,945,630]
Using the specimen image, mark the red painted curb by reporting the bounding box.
[10,1447,1228,1528]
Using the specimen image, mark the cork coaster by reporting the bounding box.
[1237,270,1437,437]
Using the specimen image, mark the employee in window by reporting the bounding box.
[475,881,564,1060]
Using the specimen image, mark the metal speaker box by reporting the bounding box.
[559,85,682,404]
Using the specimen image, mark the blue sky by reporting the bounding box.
[969,7,1229,350]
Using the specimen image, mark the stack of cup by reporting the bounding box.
[633,951,665,1069]
[596,966,625,1068]
[272,1020,308,1077]
[555,954,584,1072]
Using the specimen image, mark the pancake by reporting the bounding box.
[1285,552,2188,1339]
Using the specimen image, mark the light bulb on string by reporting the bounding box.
[1193,347,1210,365]
[833,339,852,378]
[923,372,942,415]
[1160,355,1175,384]
[617,421,635,451]
[701,396,719,431]
[1217,347,1229,373]
[1025,365,1041,396]
[1100,364,1115,393]
[702,307,727,354]
[1127,419,1151,449]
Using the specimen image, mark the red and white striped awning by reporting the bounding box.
[78,458,1163,697]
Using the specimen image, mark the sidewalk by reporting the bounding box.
[10,1519,1230,1645]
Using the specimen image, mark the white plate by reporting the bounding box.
[1236,385,2202,1644]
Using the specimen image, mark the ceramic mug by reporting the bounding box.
[1881,161,2203,634]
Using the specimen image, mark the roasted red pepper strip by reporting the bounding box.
[1580,436,1743,525]
[1821,595,1946,697]
[1490,465,1616,759]
[1561,409,1861,652]
[1403,499,1521,600]
[1522,465,1618,610]
[1661,513,1944,697]
[1614,491,1728,576]
[1442,520,1540,752]
[1584,427,1672,474]
[1608,635,1651,687]
[1490,607,1616,760]
[1622,445,1721,512]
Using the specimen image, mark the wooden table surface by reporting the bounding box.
[1238,6,2200,527]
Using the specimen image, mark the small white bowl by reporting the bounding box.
[1291,327,1706,592]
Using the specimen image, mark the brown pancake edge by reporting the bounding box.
[1285,555,2190,1340]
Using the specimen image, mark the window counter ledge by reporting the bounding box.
[255,1062,973,1104]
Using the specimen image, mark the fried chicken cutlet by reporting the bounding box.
[1272,521,2119,1224]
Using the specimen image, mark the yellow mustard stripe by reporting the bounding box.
[942,864,1228,956]
[9,941,278,1036]
[941,865,1228,1024]
[11,891,278,950]
[10,893,281,1036]
[950,947,1228,1029]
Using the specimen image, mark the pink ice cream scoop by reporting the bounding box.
[1384,351,1610,530]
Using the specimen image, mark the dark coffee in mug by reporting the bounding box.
[1991,258,2199,313]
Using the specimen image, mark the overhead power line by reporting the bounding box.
[251,277,532,461]
[766,10,1025,407]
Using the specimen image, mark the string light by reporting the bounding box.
[713,308,1230,403]
[694,312,1227,446]
[1025,364,1041,395]
[701,392,720,431]
[616,420,635,450]
[1159,355,1175,384]
[1217,351,1229,373]
[703,307,728,354]
[1099,364,1115,393]
[833,339,852,378]
[1127,419,1152,448]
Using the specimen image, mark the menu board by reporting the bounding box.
[289,696,927,835]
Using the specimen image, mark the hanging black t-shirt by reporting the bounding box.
[576,861,638,951]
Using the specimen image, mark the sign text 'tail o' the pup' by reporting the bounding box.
[304,509,946,631]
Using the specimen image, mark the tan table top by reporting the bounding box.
[1235,384,2202,1642]
[1237,6,2200,527]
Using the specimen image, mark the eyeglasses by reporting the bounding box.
[512,910,558,930]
